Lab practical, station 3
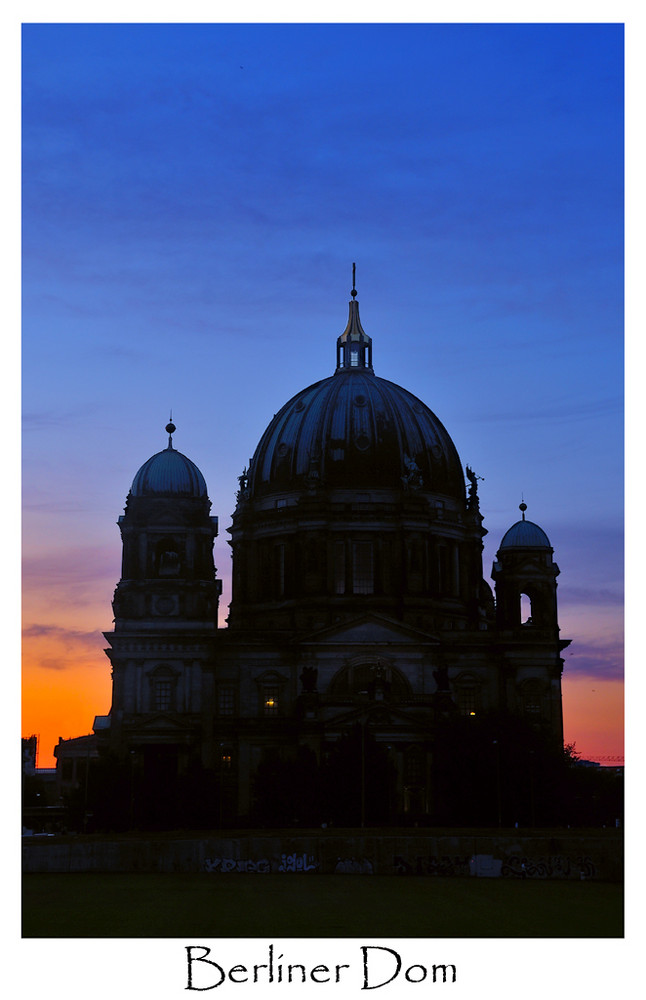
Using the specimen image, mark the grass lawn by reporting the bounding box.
[22,873,623,938]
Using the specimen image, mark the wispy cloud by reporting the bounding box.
[22,547,118,588]
[23,623,101,643]
[23,623,106,671]
[562,637,624,682]
[22,403,104,431]
[466,396,622,426]
[561,587,624,608]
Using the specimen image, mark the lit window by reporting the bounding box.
[350,349,359,367]
[220,754,232,770]
[457,685,478,717]
[263,686,279,716]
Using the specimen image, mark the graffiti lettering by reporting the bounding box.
[392,855,470,877]
[205,854,319,873]
[334,857,374,874]
[501,855,597,879]
[204,857,271,873]
[203,851,599,878]
[278,852,318,872]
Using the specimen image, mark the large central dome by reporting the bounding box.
[228,282,486,635]
[248,296,464,500]
[250,372,464,498]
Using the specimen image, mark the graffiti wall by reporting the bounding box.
[22,833,620,880]
[204,853,319,873]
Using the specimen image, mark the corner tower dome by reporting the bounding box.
[247,277,464,499]
[130,421,208,498]
[499,502,552,550]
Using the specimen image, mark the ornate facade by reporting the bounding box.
[96,283,570,826]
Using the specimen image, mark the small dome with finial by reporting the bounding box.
[130,420,208,498]
[499,502,551,550]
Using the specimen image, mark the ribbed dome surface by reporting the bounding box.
[499,519,551,549]
[131,447,207,498]
[248,370,465,498]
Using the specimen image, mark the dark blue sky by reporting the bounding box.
[22,22,623,763]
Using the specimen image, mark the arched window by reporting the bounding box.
[520,592,533,625]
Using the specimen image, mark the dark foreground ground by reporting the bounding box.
[22,873,623,938]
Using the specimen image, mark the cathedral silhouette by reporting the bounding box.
[58,276,570,828]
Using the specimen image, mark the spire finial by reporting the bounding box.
[336,265,373,373]
[165,413,176,449]
[519,500,527,521]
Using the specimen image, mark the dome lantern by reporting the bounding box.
[335,263,373,373]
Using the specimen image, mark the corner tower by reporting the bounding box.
[492,502,569,741]
[103,422,221,788]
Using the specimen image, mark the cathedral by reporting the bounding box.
[81,278,570,827]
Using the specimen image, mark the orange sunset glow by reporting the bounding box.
[23,658,625,770]
[22,23,623,778]
[23,608,624,770]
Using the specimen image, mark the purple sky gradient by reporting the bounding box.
[22,22,623,757]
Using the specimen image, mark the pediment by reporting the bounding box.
[321,701,434,732]
[297,613,440,647]
[135,713,194,732]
